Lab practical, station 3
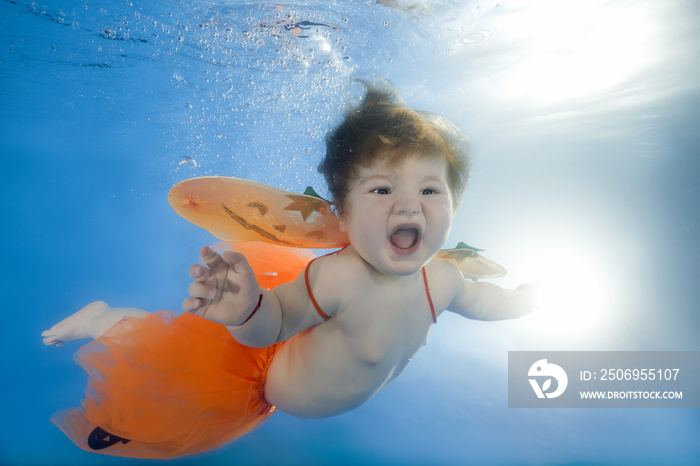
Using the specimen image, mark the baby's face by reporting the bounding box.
[339,155,454,277]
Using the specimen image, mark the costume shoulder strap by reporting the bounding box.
[304,248,346,320]
[422,268,438,324]
[306,249,436,323]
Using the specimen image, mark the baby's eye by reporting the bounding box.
[372,187,391,195]
[421,188,438,195]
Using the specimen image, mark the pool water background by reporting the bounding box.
[2,0,699,464]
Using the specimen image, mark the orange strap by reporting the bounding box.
[304,248,346,320]
[305,247,438,324]
[305,261,329,321]
[422,268,438,324]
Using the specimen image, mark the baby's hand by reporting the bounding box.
[183,246,262,326]
[516,283,540,311]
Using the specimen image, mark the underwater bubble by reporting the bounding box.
[438,25,464,40]
[459,28,495,46]
[177,156,198,167]
[100,29,117,40]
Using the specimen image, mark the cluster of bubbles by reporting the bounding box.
[7,0,507,186]
[156,3,370,185]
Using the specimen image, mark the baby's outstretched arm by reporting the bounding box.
[453,280,537,320]
[184,247,324,347]
[441,263,537,320]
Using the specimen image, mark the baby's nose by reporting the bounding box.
[394,198,421,217]
[397,208,419,216]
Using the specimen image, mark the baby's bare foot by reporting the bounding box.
[42,301,108,346]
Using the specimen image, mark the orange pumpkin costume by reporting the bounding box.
[51,242,315,459]
[51,177,505,458]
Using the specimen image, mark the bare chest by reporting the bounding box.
[335,280,434,366]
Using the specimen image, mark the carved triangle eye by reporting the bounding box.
[87,426,131,450]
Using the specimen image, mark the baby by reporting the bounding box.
[42,82,535,458]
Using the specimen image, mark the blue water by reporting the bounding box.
[2,0,699,464]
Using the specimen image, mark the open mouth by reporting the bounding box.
[390,227,420,251]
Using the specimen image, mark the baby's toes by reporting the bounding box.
[42,334,57,345]
[41,328,63,346]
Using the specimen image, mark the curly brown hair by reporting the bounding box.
[319,81,472,213]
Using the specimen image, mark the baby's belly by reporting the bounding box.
[263,328,410,419]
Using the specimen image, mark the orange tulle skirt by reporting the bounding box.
[51,242,316,459]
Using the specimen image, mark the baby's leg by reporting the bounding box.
[42,301,149,346]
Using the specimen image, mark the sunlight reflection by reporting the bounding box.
[495,0,657,104]
[517,242,615,342]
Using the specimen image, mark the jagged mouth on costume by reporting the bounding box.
[389,226,420,254]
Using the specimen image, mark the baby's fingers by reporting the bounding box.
[221,250,249,269]
[182,297,203,313]
[189,263,211,281]
[188,281,216,300]
[199,246,231,271]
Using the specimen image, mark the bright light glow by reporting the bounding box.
[319,38,332,53]
[516,242,615,341]
[495,0,657,104]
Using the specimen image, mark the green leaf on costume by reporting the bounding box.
[455,241,484,252]
[303,186,328,202]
